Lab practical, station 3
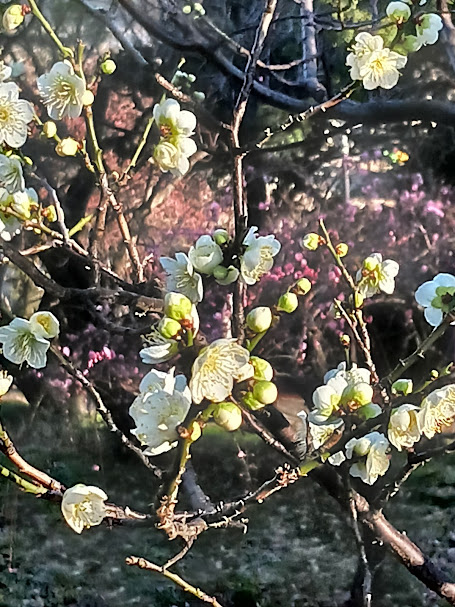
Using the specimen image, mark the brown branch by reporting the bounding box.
[354,492,455,605]
[230,0,278,341]
[126,555,225,607]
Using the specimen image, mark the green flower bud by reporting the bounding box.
[182,4,192,13]
[212,265,228,281]
[253,381,278,405]
[246,306,272,333]
[391,379,413,396]
[295,277,311,295]
[213,228,229,245]
[101,59,117,75]
[158,317,181,339]
[42,121,57,138]
[213,402,242,431]
[302,233,320,251]
[2,5,24,32]
[277,292,298,314]
[342,382,373,407]
[81,90,95,107]
[243,391,265,411]
[164,292,192,321]
[56,137,79,157]
[250,356,273,381]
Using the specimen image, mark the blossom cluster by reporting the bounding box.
[160,226,281,304]
[152,98,197,176]
[346,3,442,90]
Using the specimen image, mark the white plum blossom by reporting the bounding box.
[346,32,407,90]
[0,370,12,397]
[0,155,24,193]
[419,384,455,439]
[388,404,421,451]
[345,432,390,485]
[188,235,223,275]
[356,253,399,298]
[190,338,252,404]
[29,311,60,339]
[240,227,281,285]
[129,368,192,455]
[160,252,203,303]
[310,363,378,425]
[415,273,455,327]
[386,1,411,23]
[61,484,108,534]
[415,14,443,47]
[152,99,197,176]
[0,82,34,148]
[140,329,179,365]
[0,312,59,368]
[37,61,86,120]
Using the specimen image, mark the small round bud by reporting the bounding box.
[42,205,58,223]
[215,265,239,285]
[213,228,229,245]
[391,378,413,396]
[246,306,272,333]
[295,277,311,295]
[56,137,79,157]
[193,91,206,102]
[340,334,350,348]
[431,369,439,380]
[2,5,24,32]
[158,317,181,339]
[164,292,192,321]
[335,243,349,257]
[212,265,228,281]
[302,232,320,251]
[101,59,117,75]
[81,89,95,106]
[243,391,265,411]
[193,2,205,14]
[42,121,57,138]
[252,381,278,405]
[250,356,273,381]
[277,292,298,314]
[182,4,192,13]
[213,402,242,431]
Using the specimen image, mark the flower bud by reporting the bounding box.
[250,356,273,381]
[164,292,192,321]
[295,277,311,295]
[42,205,58,223]
[101,59,117,75]
[158,317,181,339]
[342,382,373,407]
[246,306,272,333]
[213,228,229,245]
[277,292,298,314]
[56,137,79,157]
[81,90,95,107]
[386,1,411,24]
[212,402,242,431]
[243,391,265,411]
[335,243,349,257]
[212,265,228,281]
[182,4,192,13]
[391,379,413,396]
[340,334,350,348]
[215,265,239,285]
[302,233,320,251]
[2,5,24,32]
[253,381,278,405]
[42,121,57,138]
[193,91,206,102]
